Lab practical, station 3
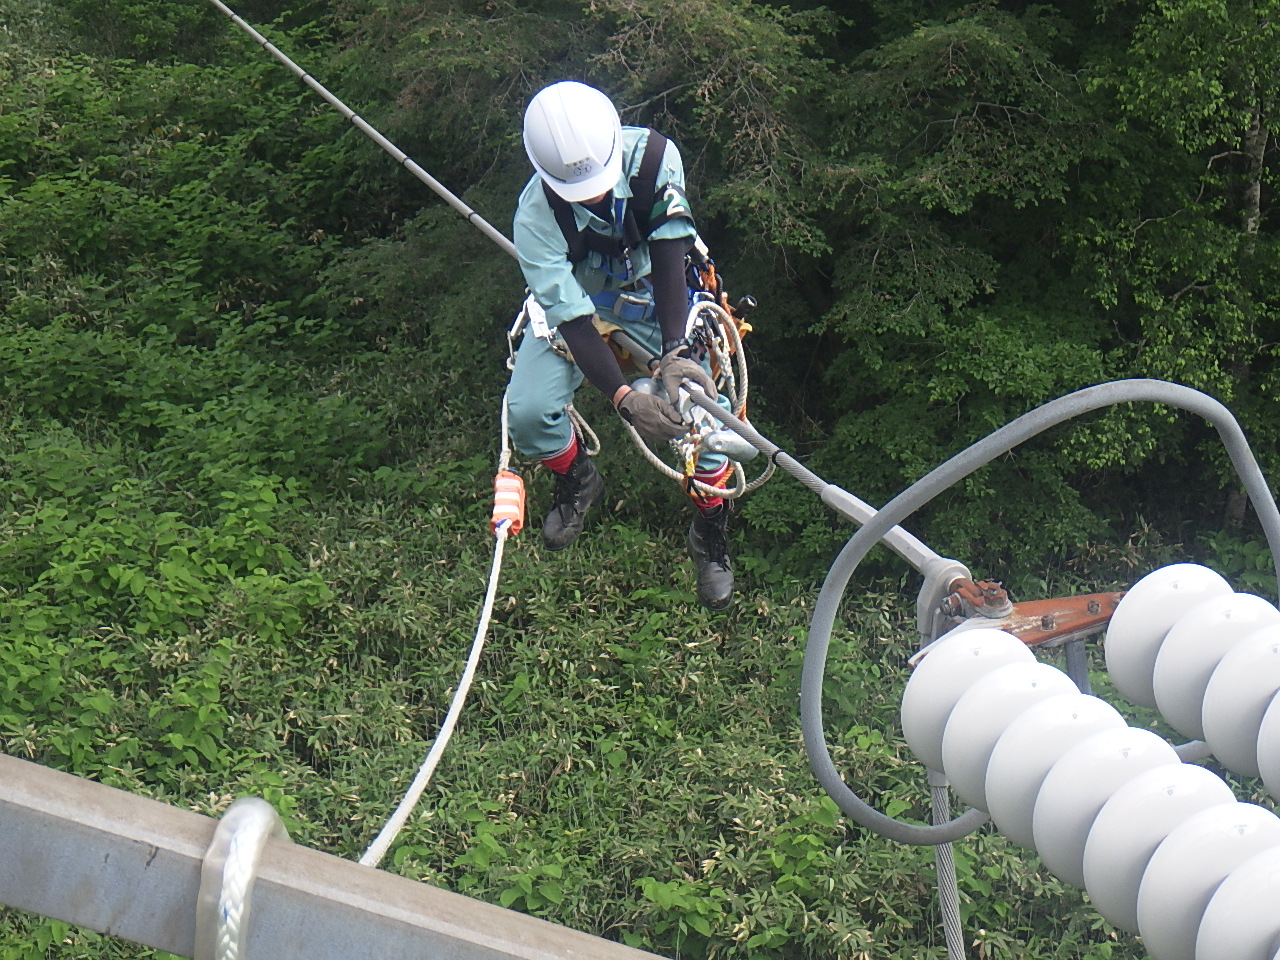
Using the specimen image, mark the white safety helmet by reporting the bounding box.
[523,81,623,203]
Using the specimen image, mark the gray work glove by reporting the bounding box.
[655,346,718,402]
[617,389,686,445]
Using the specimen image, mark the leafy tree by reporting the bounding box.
[1074,0,1280,528]
[743,4,1120,576]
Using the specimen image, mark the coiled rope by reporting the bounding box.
[615,299,775,499]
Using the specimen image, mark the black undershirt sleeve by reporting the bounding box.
[557,314,626,399]
[649,237,694,347]
[557,236,692,401]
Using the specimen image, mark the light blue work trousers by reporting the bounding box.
[506,307,729,474]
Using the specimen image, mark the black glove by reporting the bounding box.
[617,390,686,445]
[655,345,718,402]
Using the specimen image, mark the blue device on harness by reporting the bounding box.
[590,278,656,322]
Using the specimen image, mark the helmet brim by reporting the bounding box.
[538,153,622,203]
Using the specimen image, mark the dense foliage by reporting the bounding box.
[2,0,1278,958]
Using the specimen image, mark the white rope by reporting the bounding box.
[619,299,775,497]
[498,390,514,473]
[216,835,255,959]
[359,396,516,869]
[359,520,511,868]
[194,797,288,960]
[567,403,601,457]
[695,299,749,418]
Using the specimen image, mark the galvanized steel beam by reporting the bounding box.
[0,754,665,960]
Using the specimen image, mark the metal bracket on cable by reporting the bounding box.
[194,797,290,960]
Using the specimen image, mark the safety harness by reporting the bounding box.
[541,128,686,323]
[542,127,675,262]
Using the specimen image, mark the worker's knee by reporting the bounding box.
[506,393,573,460]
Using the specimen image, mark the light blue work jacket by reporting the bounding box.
[513,126,697,328]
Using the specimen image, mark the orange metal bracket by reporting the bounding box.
[938,578,1125,649]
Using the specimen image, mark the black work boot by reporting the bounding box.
[542,445,605,551]
[687,504,734,610]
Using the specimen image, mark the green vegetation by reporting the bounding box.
[2,0,1278,958]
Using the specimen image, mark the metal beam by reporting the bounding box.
[0,754,666,960]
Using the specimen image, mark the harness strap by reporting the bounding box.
[631,127,668,236]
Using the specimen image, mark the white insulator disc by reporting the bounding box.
[1082,762,1234,934]
[1032,726,1180,888]
[1201,625,1280,778]
[941,661,1079,812]
[1257,691,1280,802]
[1136,801,1280,960]
[1195,844,1280,960]
[900,628,1034,772]
[983,692,1126,849]
[1105,563,1232,709]
[1153,592,1280,741]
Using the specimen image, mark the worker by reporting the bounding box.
[506,80,735,610]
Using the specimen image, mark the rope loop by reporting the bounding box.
[194,797,289,960]
[620,300,774,498]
